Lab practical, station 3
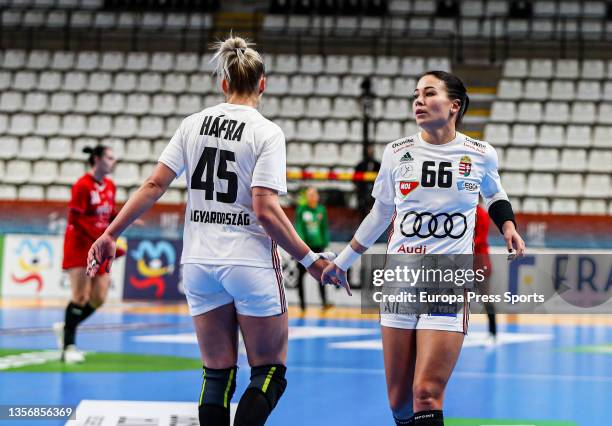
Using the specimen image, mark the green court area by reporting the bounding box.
[0,348,201,373]
[564,344,612,354]
[448,419,577,426]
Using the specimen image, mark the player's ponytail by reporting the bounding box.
[83,145,108,167]
[211,34,265,96]
[419,70,470,128]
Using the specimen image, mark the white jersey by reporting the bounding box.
[373,131,508,255]
[159,102,287,268]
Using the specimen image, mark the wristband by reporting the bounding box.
[298,250,319,268]
[334,245,361,271]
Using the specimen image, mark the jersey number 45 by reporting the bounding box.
[191,147,238,203]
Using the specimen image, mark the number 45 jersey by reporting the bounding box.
[159,103,287,268]
[373,132,509,255]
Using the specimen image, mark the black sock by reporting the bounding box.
[485,303,497,336]
[394,415,415,425]
[414,410,444,425]
[198,404,229,426]
[63,302,84,348]
[234,388,270,426]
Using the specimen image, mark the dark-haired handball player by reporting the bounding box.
[86,35,346,426]
[323,71,525,426]
[53,145,122,363]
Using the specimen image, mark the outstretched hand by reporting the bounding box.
[321,263,352,296]
[86,233,117,277]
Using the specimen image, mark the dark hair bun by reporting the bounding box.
[82,147,94,154]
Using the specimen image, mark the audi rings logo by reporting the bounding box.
[400,211,468,239]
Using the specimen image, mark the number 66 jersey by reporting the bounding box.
[373,132,509,255]
[158,103,287,268]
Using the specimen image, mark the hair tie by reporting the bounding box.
[234,47,246,54]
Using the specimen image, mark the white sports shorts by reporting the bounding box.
[182,263,287,317]
[380,311,469,334]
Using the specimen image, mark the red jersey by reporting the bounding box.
[62,174,116,271]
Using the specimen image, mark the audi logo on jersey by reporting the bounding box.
[400,211,468,239]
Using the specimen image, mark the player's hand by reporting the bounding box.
[307,258,331,282]
[86,233,117,277]
[321,263,352,296]
[502,221,525,259]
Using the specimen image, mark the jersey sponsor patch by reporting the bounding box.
[399,164,415,178]
[459,155,472,176]
[392,137,415,153]
[400,151,414,162]
[398,181,419,198]
[456,180,479,191]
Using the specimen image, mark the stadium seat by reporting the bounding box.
[4,160,32,184]
[526,173,554,196]
[554,173,583,197]
[188,74,214,95]
[375,121,402,143]
[504,148,531,170]
[100,52,124,71]
[125,94,150,116]
[59,114,85,137]
[38,71,62,92]
[138,72,163,93]
[74,93,99,114]
[511,124,537,146]
[13,71,37,91]
[19,136,45,160]
[579,199,606,215]
[570,101,596,123]
[551,199,578,214]
[549,80,575,101]
[26,50,50,70]
[596,103,612,124]
[332,98,358,119]
[125,140,152,162]
[265,75,289,95]
[314,76,340,96]
[375,77,393,97]
[175,52,199,73]
[164,117,182,138]
[0,136,19,159]
[537,124,565,146]
[521,198,550,213]
[529,59,554,78]
[163,73,188,94]
[587,149,611,172]
[351,55,375,76]
[296,119,322,142]
[85,116,111,138]
[576,81,601,101]
[559,149,587,172]
[111,116,138,139]
[338,143,362,166]
[484,123,510,146]
[584,174,610,197]
[375,57,399,76]
[30,160,58,184]
[312,143,340,166]
[340,76,362,97]
[46,92,72,114]
[280,98,305,119]
[401,57,426,77]
[46,185,71,201]
[112,163,140,187]
[503,59,528,78]
[543,102,569,123]
[517,102,542,123]
[0,184,17,199]
[501,172,527,196]
[50,51,75,71]
[532,148,559,171]
[523,80,549,100]
[75,51,99,71]
[151,94,176,116]
[62,71,87,92]
[18,185,45,201]
[46,137,72,160]
[497,80,522,100]
[151,140,167,161]
[138,117,164,139]
[8,114,34,136]
[177,94,203,116]
[0,91,23,113]
[306,98,332,119]
[200,53,215,74]
[489,101,516,122]
[593,126,612,148]
[555,59,579,79]
[275,54,299,74]
[2,50,26,69]
[287,143,310,166]
[565,125,592,147]
[114,73,137,93]
[322,120,349,142]
[125,52,149,71]
[100,93,125,115]
[150,52,174,72]
[289,75,315,95]
[299,55,324,75]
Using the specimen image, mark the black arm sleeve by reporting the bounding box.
[488,199,516,234]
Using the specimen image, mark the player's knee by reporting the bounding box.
[198,366,237,425]
[72,295,89,306]
[388,388,412,414]
[412,381,443,410]
[234,364,287,426]
[88,297,105,309]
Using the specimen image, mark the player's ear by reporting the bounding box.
[258,76,266,95]
[221,78,229,95]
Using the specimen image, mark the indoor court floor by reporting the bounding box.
[0,299,610,426]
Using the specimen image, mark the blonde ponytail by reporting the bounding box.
[211,34,265,96]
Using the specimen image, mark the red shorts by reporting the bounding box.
[62,232,125,276]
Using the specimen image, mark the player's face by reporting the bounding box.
[306,188,319,207]
[96,149,116,175]
[412,75,460,129]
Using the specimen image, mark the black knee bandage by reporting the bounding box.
[198,366,237,426]
[234,364,287,426]
[414,410,444,426]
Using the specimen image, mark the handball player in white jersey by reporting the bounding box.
[86,36,340,426]
[323,71,525,426]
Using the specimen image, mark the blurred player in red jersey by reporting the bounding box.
[474,201,497,345]
[53,145,121,363]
